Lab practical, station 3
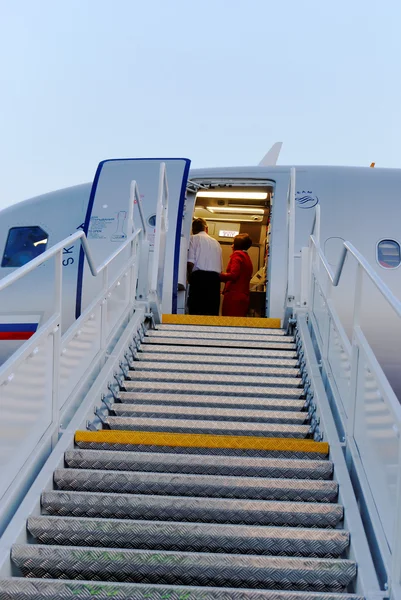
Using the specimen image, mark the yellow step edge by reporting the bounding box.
[161,314,281,329]
[75,430,328,455]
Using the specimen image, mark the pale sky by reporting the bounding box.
[0,0,400,209]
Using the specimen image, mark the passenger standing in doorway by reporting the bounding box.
[187,218,222,315]
[220,233,253,317]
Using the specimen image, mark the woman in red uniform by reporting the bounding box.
[220,233,253,317]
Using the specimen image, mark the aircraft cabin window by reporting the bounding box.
[377,239,401,269]
[1,226,49,268]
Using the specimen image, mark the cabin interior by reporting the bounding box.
[191,184,274,317]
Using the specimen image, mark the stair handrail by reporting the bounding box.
[0,228,142,295]
[309,234,401,317]
[307,205,401,595]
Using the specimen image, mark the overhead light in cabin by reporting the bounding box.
[197,191,268,200]
[204,216,263,222]
[206,206,265,214]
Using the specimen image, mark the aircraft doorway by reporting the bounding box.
[190,183,273,318]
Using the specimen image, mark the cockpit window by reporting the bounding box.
[377,239,401,269]
[1,226,49,268]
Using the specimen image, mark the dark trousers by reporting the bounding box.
[187,270,220,316]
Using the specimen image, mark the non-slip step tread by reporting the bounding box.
[157,324,287,335]
[104,416,310,438]
[0,578,366,600]
[117,392,306,411]
[131,362,300,377]
[121,381,304,399]
[140,345,298,358]
[136,352,299,367]
[27,515,349,557]
[128,371,302,388]
[142,337,296,350]
[42,491,344,526]
[111,404,309,424]
[147,330,294,343]
[54,469,338,502]
[12,544,356,591]
[64,449,334,479]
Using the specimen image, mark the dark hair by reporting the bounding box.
[192,217,207,234]
[233,233,252,251]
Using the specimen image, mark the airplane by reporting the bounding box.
[0,144,401,399]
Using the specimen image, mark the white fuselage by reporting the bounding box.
[1,162,401,395]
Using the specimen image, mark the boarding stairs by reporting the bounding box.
[0,319,367,599]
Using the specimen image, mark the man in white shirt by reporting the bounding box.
[187,218,222,315]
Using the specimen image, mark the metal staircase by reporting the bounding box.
[0,322,364,599]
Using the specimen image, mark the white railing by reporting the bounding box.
[286,167,296,306]
[0,180,149,509]
[149,162,169,321]
[303,204,401,594]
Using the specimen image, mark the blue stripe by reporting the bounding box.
[75,160,104,319]
[0,323,38,332]
[172,160,191,313]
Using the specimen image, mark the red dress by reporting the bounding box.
[220,250,253,317]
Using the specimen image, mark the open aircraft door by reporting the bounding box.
[76,158,191,320]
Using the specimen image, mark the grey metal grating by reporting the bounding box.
[139,345,298,358]
[130,361,300,377]
[110,404,309,424]
[142,337,296,350]
[146,330,294,342]
[121,381,304,399]
[135,352,299,367]
[41,491,344,527]
[156,324,288,335]
[64,449,334,479]
[127,371,302,388]
[27,516,349,557]
[3,323,362,599]
[116,391,306,411]
[103,416,311,438]
[12,544,356,591]
[53,469,338,502]
[0,578,365,599]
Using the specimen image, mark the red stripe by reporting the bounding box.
[0,331,35,341]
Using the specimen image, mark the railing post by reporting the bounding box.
[100,266,109,349]
[391,440,401,593]
[300,247,310,308]
[287,167,296,306]
[51,250,63,448]
[346,263,363,466]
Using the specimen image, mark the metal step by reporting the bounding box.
[157,324,287,336]
[136,351,299,367]
[2,320,362,599]
[121,381,304,399]
[11,544,356,591]
[27,515,349,557]
[75,438,328,459]
[103,416,310,437]
[42,491,344,527]
[54,469,338,502]
[127,371,302,388]
[64,449,334,479]
[117,391,306,411]
[111,403,309,424]
[139,345,298,359]
[147,330,294,343]
[131,361,300,377]
[0,578,365,600]
[142,337,296,350]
